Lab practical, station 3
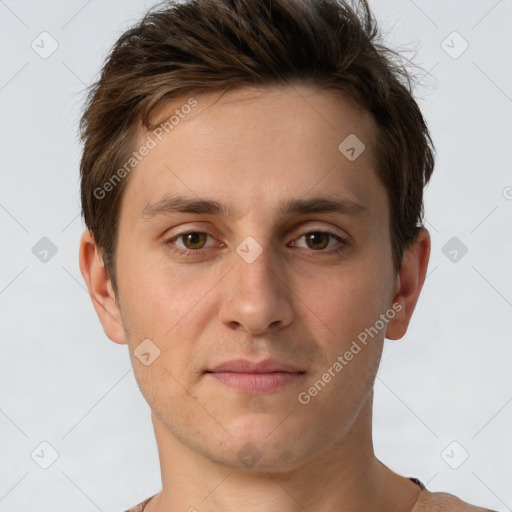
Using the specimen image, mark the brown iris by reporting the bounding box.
[182,232,208,250]
[305,232,330,250]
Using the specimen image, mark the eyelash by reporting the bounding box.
[164,230,347,258]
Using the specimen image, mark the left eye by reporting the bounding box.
[292,231,344,251]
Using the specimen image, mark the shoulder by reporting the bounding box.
[415,488,497,512]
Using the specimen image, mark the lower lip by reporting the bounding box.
[206,371,305,392]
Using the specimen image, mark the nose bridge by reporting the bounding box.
[236,237,279,290]
[219,237,293,334]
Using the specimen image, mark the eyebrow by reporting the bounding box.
[141,194,368,220]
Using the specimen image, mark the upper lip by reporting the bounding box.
[207,358,304,374]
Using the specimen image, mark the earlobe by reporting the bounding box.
[385,228,431,340]
[78,230,127,345]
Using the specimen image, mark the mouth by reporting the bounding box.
[204,370,306,393]
[204,358,306,393]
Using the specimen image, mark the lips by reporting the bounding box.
[204,358,306,393]
[206,358,305,374]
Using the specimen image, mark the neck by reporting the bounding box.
[145,394,420,512]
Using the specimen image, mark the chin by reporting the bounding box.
[220,417,312,471]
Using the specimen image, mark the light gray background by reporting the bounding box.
[1,0,511,510]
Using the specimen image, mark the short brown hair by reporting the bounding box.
[80,0,435,296]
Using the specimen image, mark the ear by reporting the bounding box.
[385,228,431,340]
[79,230,126,345]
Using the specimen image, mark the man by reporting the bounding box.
[78,0,497,510]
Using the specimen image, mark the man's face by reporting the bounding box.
[113,85,398,471]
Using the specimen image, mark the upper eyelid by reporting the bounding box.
[167,220,347,238]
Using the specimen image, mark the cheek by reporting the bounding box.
[300,261,391,343]
[117,252,213,335]
[117,262,218,383]
[298,269,387,412]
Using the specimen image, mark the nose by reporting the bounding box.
[218,242,294,335]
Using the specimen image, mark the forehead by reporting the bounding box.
[120,85,385,224]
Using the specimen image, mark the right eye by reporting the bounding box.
[165,231,217,254]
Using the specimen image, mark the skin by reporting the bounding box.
[80,85,430,512]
